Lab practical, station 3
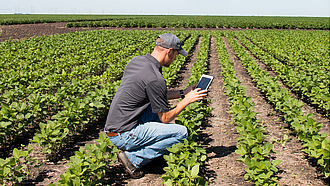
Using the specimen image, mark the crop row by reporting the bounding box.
[0,14,131,25]
[162,31,212,186]
[214,32,281,185]
[2,15,328,29]
[66,16,329,30]
[226,31,329,178]
[186,31,211,87]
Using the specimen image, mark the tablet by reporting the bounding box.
[196,74,213,91]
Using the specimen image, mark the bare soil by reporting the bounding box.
[0,23,329,186]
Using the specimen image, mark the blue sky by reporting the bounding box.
[1,0,329,17]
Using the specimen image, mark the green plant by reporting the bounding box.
[51,133,120,186]
[0,145,34,185]
[162,140,207,186]
[215,32,282,185]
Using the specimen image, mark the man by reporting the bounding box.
[104,33,207,178]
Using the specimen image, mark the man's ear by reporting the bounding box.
[167,48,173,55]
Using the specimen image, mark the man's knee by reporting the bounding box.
[176,125,188,142]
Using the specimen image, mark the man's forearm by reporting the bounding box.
[167,89,182,100]
[161,85,207,123]
[158,98,189,123]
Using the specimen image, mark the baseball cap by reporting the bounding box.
[156,33,188,56]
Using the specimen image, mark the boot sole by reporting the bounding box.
[118,152,144,179]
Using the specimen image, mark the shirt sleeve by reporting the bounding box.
[146,78,169,113]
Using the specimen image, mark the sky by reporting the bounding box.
[1,0,329,17]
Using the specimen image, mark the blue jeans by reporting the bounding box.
[107,106,188,169]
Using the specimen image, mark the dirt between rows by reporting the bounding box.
[0,22,221,42]
[1,23,329,186]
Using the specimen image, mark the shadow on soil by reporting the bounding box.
[198,122,238,182]
[23,158,167,186]
[104,156,166,185]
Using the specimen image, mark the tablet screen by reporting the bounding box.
[197,76,212,90]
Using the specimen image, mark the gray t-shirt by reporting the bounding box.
[104,53,169,133]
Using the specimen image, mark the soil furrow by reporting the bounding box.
[200,36,250,185]
[168,36,202,106]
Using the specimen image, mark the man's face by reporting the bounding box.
[164,49,179,67]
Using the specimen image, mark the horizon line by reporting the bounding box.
[1,12,329,18]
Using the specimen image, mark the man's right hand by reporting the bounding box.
[184,87,208,104]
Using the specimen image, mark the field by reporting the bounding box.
[1,15,329,30]
[0,16,329,186]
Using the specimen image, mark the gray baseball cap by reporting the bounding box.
[156,33,188,56]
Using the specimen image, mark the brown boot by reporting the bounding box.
[118,152,144,179]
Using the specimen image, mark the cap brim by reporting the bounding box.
[178,48,188,56]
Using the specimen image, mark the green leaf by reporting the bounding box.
[13,148,20,159]
[191,164,200,178]
[271,160,282,167]
[164,179,173,186]
[173,169,180,178]
[200,154,207,162]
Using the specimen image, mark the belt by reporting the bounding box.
[105,131,123,137]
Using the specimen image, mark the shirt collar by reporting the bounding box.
[145,53,162,73]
